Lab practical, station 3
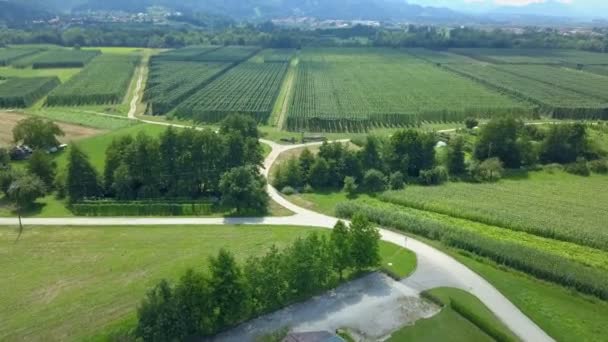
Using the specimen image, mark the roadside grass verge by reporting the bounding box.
[389,287,519,342]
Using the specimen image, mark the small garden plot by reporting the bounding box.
[15,49,100,69]
[0,77,60,108]
[46,54,140,106]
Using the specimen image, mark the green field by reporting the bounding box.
[46,54,139,106]
[449,48,608,65]
[0,225,413,341]
[0,77,60,108]
[389,287,519,342]
[444,63,608,118]
[287,48,529,131]
[0,47,43,66]
[175,61,288,123]
[31,108,135,130]
[144,61,231,115]
[380,170,608,250]
[0,66,82,83]
[13,49,100,69]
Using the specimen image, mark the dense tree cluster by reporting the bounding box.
[61,115,268,214]
[273,130,439,191]
[136,215,380,341]
[12,117,64,150]
[473,118,603,177]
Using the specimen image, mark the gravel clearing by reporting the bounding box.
[212,272,440,342]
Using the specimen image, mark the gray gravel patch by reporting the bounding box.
[211,272,440,342]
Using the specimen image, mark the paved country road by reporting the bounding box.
[1,100,555,341]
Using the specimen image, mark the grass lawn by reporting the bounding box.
[287,191,376,217]
[389,287,519,342]
[455,254,608,342]
[379,241,417,278]
[389,305,493,342]
[29,107,135,130]
[0,225,414,341]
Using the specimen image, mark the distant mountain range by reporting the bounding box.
[2,0,606,25]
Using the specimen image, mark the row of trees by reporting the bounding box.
[136,215,380,341]
[273,129,442,192]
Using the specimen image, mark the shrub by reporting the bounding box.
[464,117,479,129]
[343,176,358,196]
[363,169,386,192]
[302,184,313,193]
[588,159,608,174]
[281,186,296,195]
[419,167,448,186]
[542,163,564,174]
[469,158,503,182]
[565,159,590,176]
[389,171,405,190]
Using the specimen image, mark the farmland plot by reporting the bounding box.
[14,49,100,69]
[380,171,608,250]
[404,48,478,64]
[494,64,608,101]
[152,46,221,62]
[445,63,608,118]
[144,61,231,115]
[46,54,140,106]
[0,77,60,108]
[449,48,608,65]
[256,48,296,63]
[0,47,42,66]
[174,62,288,122]
[193,46,261,62]
[288,48,529,132]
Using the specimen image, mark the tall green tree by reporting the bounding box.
[136,279,179,342]
[0,148,9,169]
[309,157,330,189]
[474,117,522,168]
[539,123,590,164]
[66,145,101,202]
[331,221,352,280]
[7,173,46,239]
[360,136,384,171]
[244,245,288,315]
[349,214,381,271]
[12,117,64,150]
[389,130,436,177]
[219,166,269,214]
[103,136,133,194]
[27,150,56,188]
[208,249,249,329]
[446,136,466,175]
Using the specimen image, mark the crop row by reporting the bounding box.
[449,48,608,65]
[144,61,231,115]
[46,55,140,106]
[0,47,42,66]
[336,201,608,300]
[13,49,100,69]
[0,77,60,108]
[193,46,261,62]
[287,55,530,131]
[444,63,608,119]
[174,62,288,123]
[379,171,608,251]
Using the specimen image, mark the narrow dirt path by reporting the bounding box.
[128,66,145,119]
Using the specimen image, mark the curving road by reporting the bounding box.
[0,136,553,342]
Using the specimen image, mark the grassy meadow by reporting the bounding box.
[0,225,414,341]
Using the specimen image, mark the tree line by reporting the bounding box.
[2,22,608,52]
[135,215,380,341]
[274,118,607,195]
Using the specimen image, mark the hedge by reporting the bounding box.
[71,201,215,216]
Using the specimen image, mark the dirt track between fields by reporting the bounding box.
[0,112,103,146]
